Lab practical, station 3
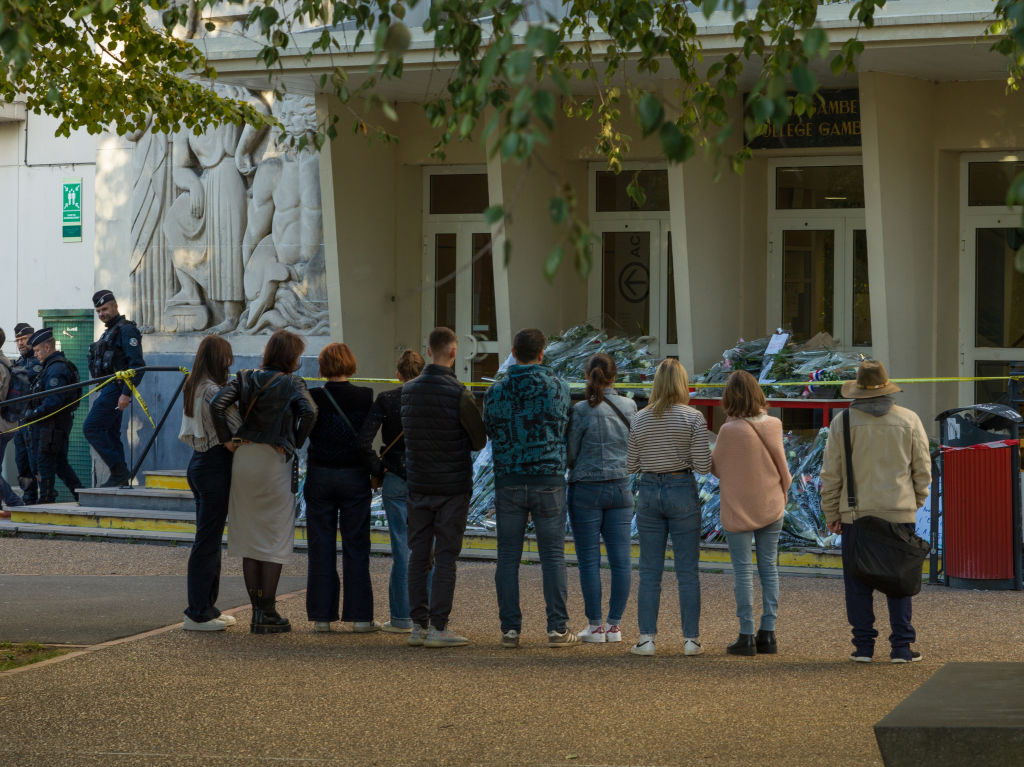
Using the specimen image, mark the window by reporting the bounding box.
[776,165,865,209]
[595,170,670,212]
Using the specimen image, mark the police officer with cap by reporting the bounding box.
[9,323,42,503]
[84,290,145,488]
[25,328,83,503]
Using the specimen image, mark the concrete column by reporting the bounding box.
[666,163,695,372]
[487,148,513,357]
[859,72,937,418]
[316,93,344,341]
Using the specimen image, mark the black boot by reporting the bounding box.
[756,629,777,654]
[101,463,130,488]
[726,633,757,656]
[251,595,291,635]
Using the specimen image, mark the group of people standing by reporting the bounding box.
[178,324,931,663]
[0,289,148,515]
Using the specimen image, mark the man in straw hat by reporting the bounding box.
[820,360,931,664]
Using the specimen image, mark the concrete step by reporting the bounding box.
[75,486,194,513]
[144,469,189,491]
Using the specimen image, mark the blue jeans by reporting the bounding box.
[635,473,701,638]
[304,465,374,622]
[725,517,783,635]
[83,384,126,470]
[841,522,916,660]
[495,484,569,634]
[382,472,412,628]
[0,434,24,507]
[567,479,633,625]
[185,445,232,622]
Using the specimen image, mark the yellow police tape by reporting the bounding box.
[0,369,155,436]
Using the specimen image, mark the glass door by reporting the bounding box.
[423,223,500,382]
[959,217,1024,404]
[588,220,675,356]
[767,217,871,352]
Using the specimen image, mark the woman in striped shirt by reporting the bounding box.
[627,358,711,657]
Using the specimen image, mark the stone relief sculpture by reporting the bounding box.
[127,82,328,336]
[126,115,174,333]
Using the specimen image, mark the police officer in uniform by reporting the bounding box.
[84,290,145,488]
[25,328,83,504]
[10,323,42,503]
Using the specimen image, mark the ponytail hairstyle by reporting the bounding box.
[585,353,617,408]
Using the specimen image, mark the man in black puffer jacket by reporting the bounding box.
[401,327,486,648]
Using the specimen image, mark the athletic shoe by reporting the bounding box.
[353,620,382,633]
[424,627,469,648]
[183,616,228,632]
[630,638,655,656]
[578,625,606,643]
[501,629,520,649]
[547,629,580,647]
[408,625,428,647]
[605,625,622,643]
[683,638,704,656]
[313,621,332,633]
[382,621,413,634]
[850,653,872,663]
[216,613,237,627]
[891,651,923,664]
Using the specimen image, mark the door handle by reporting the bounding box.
[463,334,480,362]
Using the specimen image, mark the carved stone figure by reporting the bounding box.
[126,115,174,333]
[163,84,267,334]
[236,94,329,335]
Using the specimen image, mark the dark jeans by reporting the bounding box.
[841,522,916,660]
[184,446,233,622]
[495,484,570,634]
[14,428,38,502]
[407,490,470,631]
[83,384,125,470]
[33,418,82,502]
[304,465,373,622]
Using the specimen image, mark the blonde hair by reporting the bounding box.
[646,358,690,416]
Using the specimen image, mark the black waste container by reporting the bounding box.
[935,403,1023,590]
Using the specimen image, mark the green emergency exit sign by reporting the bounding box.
[62,178,82,242]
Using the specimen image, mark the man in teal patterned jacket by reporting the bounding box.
[483,328,576,648]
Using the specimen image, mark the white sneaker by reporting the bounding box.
[578,624,606,643]
[313,621,332,633]
[605,624,622,643]
[353,620,382,633]
[684,638,704,656]
[216,613,237,627]
[183,616,228,632]
[382,621,413,634]
[631,636,655,656]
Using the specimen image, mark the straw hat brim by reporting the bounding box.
[840,379,903,399]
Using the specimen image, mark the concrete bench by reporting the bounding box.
[875,663,1024,767]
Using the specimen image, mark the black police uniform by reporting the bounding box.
[27,350,83,503]
[9,348,42,502]
[84,310,145,482]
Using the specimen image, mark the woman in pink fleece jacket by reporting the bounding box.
[711,371,792,656]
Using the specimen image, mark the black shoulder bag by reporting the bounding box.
[842,409,929,598]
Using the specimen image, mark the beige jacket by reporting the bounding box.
[0,353,14,433]
[711,415,792,533]
[820,402,931,525]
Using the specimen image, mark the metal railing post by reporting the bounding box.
[127,373,186,487]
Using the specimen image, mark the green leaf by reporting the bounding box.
[636,92,664,137]
[660,121,695,163]
[750,95,774,124]
[534,90,555,129]
[1006,171,1024,207]
[544,244,564,282]
[484,205,505,226]
[792,65,818,95]
[548,196,568,224]
[381,102,398,122]
[803,27,827,58]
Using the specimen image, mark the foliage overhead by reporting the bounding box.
[2,0,1023,273]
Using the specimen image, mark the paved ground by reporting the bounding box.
[0,537,1022,766]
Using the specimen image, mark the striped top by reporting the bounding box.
[626,404,712,475]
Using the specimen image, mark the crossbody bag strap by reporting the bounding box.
[842,409,858,510]
[244,371,285,422]
[601,395,633,430]
[378,430,404,458]
[741,418,785,486]
[320,387,358,437]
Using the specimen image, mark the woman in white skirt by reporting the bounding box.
[211,329,317,634]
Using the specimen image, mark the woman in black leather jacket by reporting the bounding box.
[211,329,317,634]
